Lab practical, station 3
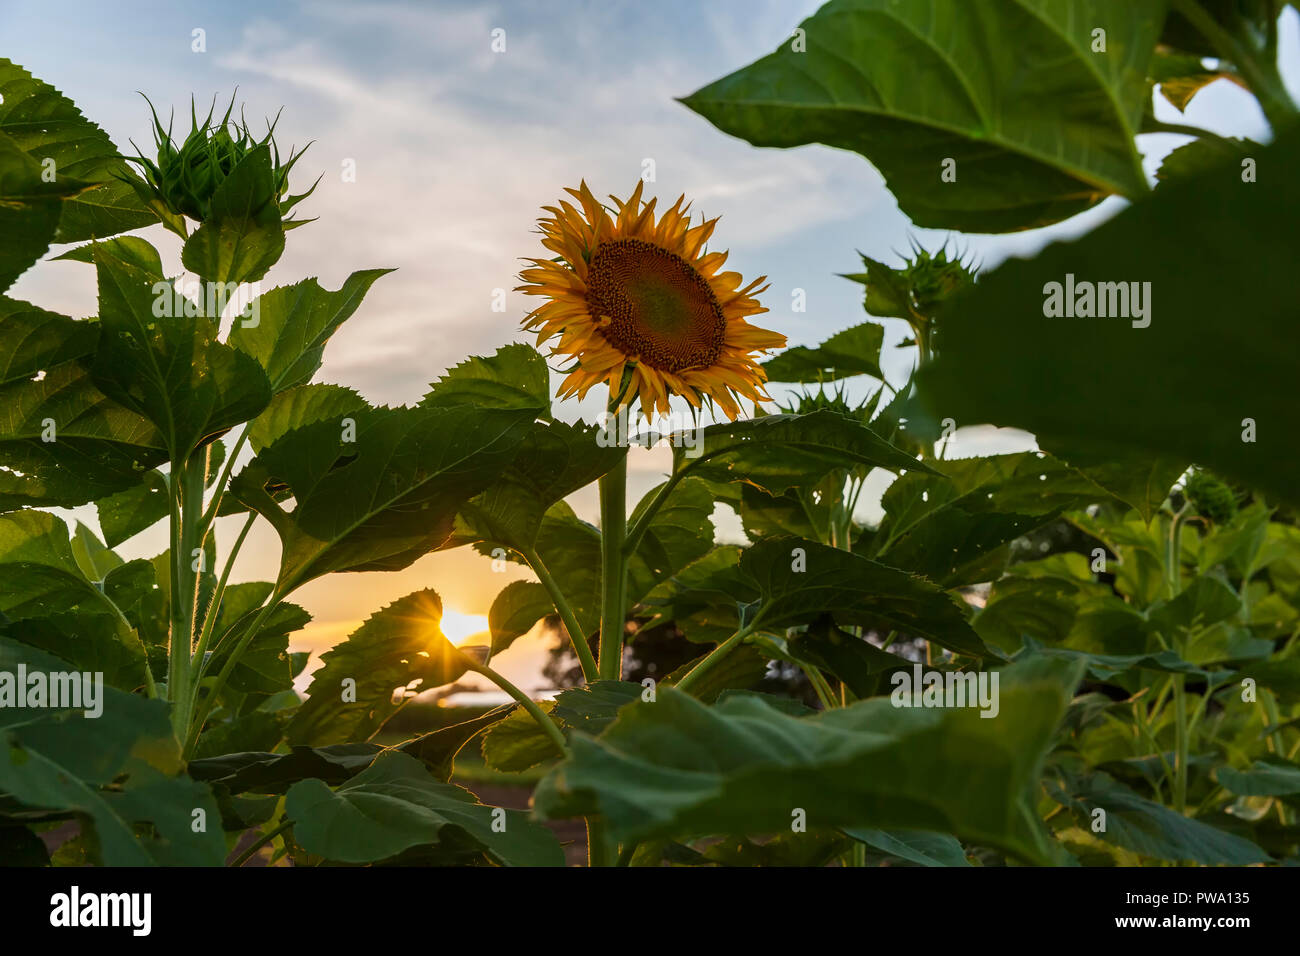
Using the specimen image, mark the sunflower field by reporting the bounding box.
[1,0,1299,887]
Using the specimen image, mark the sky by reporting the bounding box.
[4,0,1297,693]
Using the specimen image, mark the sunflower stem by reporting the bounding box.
[521,545,598,682]
[598,455,629,681]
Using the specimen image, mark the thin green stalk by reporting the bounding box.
[615,840,638,867]
[598,454,628,681]
[1172,673,1189,814]
[199,428,247,530]
[192,511,256,671]
[1132,698,1172,801]
[184,592,284,758]
[168,449,208,738]
[805,664,838,710]
[1166,505,1187,600]
[676,625,752,695]
[467,660,569,757]
[587,817,611,868]
[623,471,676,557]
[231,819,293,867]
[522,545,598,682]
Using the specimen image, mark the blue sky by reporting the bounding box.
[5,1,1297,688]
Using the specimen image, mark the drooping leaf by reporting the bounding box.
[232,402,535,590]
[536,656,1083,863]
[0,638,224,866]
[481,703,563,772]
[285,751,563,866]
[918,124,1300,509]
[1049,771,1270,864]
[640,545,758,644]
[487,580,553,656]
[188,743,384,795]
[0,133,73,292]
[627,477,716,599]
[0,510,113,622]
[1149,49,1243,112]
[1216,760,1300,797]
[672,409,936,498]
[681,0,1162,232]
[742,537,989,658]
[455,417,625,554]
[844,827,971,866]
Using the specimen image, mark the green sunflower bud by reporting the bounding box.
[1184,468,1237,524]
[841,242,976,352]
[122,93,317,234]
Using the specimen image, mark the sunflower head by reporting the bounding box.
[517,181,786,421]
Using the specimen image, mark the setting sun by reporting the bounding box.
[439,607,490,646]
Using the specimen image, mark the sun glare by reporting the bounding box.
[439,607,490,646]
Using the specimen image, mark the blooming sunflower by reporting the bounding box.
[517,181,786,421]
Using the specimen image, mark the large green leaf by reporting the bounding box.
[627,477,716,598]
[285,751,563,865]
[0,296,98,384]
[229,270,393,391]
[286,589,472,746]
[481,702,563,772]
[455,418,626,554]
[1216,760,1300,797]
[232,402,535,589]
[0,299,167,512]
[761,322,883,383]
[487,580,553,656]
[681,0,1162,232]
[243,383,369,455]
[869,452,1116,585]
[536,656,1083,862]
[1049,772,1270,864]
[919,124,1300,508]
[0,510,114,621]
[0,133,86,292]
[420,343,552,415]
[0,639,224,866]
[640,545,759,644]
[742,537,989,657]
[92,244,272,459]
[672,409,935,498]
[189,743,384,795]
[844,827,971,866]
[0,59,155,243]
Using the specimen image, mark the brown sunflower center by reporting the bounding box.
[585,237,725,372]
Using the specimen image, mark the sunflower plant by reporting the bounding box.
[2,0,1300,873]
